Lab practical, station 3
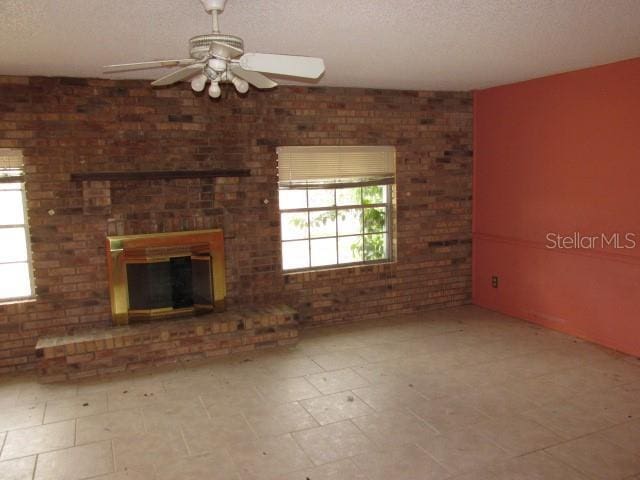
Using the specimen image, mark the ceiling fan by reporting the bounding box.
[103,0,325,98]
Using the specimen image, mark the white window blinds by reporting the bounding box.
[0,149,23,178]
[277,146,396,189]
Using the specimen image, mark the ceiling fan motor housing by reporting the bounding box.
[200,0,228,13]
[189,34,244,60]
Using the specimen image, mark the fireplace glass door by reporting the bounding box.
[125,255,214,319]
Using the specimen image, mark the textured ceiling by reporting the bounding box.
[1,0,639,91]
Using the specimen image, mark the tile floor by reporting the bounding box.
[1,305,640,479]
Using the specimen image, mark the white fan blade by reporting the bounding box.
[210,41,243,60]
[104,59,196,73]
[229,65,277,89]
[239,53,324,79]
[151,63,204,86]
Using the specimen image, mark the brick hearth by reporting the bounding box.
[35,304,298,382]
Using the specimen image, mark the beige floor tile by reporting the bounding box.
[182,414,257,455]
[352,343,408,363]
[1,420,75,460]
[0,455,36,480]
[568,387,640,423]
[300,392,374,425]
[352,443,450,480]
[292,420,375,465]
[448,361,521,389]
[0,403,44,432]
[0,381,22,410]
[244,401,319,437]
[470,415,563,455]
[310,352,367,371]
[541,366,626,394]
[588,357,640,384]
[419,428,510,475]
[16,382,78,405]
[409,396,489,433]
[306,368,369,395]
[160,370,220,392]
[77,375,163,397]
[521,402,614,439]
[92,468,155,480]
[353,360,414,382]
[351,409,438,448]
[596,419,640,455]
[506,376,575,406]
[434,346,501,369]
[407,372,473,400]
[200,385,267,417]
[148,385,203,403]
[487,451,589,479]
[4,306,640,479]
[275,458,368,480]
[497,351,579,379]
[107,386,166,412]
[621,380,640,397]
[76,409,145,444]
[155,451,240,480]
[298,333,368,353]
[44,393,107,423]
[229,433,312,480]
[35,440,113,480]
[461,386,539,418]
[214,367,277,388]
[447,468,497,480]
[255,377,322,403]
[401,353,452,375]
[264,357,324,378]
[141,396,209,433]
[352,383,428,411]
[545,435,640,480]
[403,336,462,357]
[112,431,188,472]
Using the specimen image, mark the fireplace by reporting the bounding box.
[105,230,226,325]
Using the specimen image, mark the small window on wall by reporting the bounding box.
[0,150,34,300]
[277,146,396,272]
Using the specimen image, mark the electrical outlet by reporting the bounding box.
[491,276,499,288]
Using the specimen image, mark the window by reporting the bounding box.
[277,146,395,272]
[0,150,34,300]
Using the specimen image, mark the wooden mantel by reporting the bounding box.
[70,169,250,182]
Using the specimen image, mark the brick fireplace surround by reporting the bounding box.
[0,76,472,375]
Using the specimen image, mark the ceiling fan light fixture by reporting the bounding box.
[208,58,227,72]
[231,75,249,94]
[190,73,208,92]
[103,0,325,100]
[208,82,222,98]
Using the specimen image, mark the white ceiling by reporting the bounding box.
[1,0,639,91]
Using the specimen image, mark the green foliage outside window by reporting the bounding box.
[290,186,388,262]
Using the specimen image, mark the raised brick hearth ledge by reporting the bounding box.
[35,304,298,382]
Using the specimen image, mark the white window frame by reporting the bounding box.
[279,184,393,272]
[277,146,396,273]
[0,151,35,301]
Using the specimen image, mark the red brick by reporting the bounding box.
[0,77,472,374]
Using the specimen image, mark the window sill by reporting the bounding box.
[0,296,37,307]
[283,259,395,276]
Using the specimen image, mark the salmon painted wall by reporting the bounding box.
[473,57,640,357]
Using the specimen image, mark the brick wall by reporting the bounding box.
[0,76,473,373]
